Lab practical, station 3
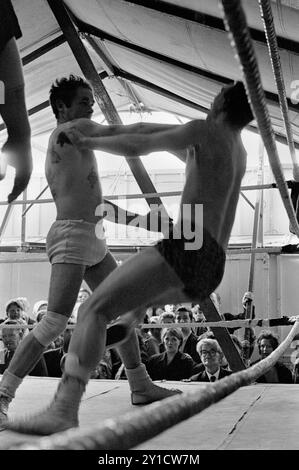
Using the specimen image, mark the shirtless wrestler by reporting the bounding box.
[0,74,179,429]
[6,81,254,435]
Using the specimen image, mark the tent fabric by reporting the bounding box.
[0,0,297,143]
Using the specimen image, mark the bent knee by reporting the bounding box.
[32,311,69,347]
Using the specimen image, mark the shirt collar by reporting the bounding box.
[206,368,220,381]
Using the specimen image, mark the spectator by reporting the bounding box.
[3,298,34,327]
[143,316,161,358]
[0,320,47,376]
[44,320,75,378]
[158,311,175,324]
[174,306,201,363]
[31,300,48,322]
[70,286,91,322]
[191,304,208,337]
[189,338,232,382]
[253,330,292,383]
[146,327,195,381]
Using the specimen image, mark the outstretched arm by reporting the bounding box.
[70,119,180,138]
[65,120,203,158]
[99,199,173,233]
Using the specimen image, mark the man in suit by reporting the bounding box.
[189,338,232,382]
[174,307,201,363]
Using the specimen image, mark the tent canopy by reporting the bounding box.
[0,0,298,144]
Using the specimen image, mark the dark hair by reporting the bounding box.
[49,74,92,118]
[221,81,254,129]
[257,330,279,351]
[175,307,193,322]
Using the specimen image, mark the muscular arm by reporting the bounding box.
[99,199,173,233]
[67,120,203,160]
[70,118,180,138]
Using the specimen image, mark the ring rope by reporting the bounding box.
[220,0,299,238]
[13,318,299,450]
[0,315,297,331]
[258,0,299,180]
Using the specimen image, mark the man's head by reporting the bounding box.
[209,81,254,130]
[49,75,94,122]
[196,338,223,374]
[2,320,24,352]
[242,291,253,308]
[257,330,279,359]
[77,287,90,304]
[175,307,193,335]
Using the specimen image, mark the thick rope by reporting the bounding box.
[220,0,299,238]
[12,318,299,450]
[0,315,297,331]
[259,0,299,181]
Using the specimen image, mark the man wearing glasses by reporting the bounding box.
[189,338,232,382]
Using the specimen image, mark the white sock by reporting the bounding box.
[64,352,91,384]
[125,363,152,392]
[0,370,23,399]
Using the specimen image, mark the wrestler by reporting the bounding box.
[0,0,32,202]
[0,75,178,429]
[6,81,254,435]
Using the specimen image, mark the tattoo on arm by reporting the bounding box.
[87,168,99,189]
[57,132,71,147]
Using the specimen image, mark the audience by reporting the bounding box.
[0,296,296,385]
[253,330,293,384]
[189,338,233,382]
[146,327,195,381]
[159,311,175,324]
[174,306,201,363]
[143,316,162,358]
[0,320,47,376]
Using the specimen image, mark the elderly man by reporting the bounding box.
[189,338,232,382]
[6,81,254,435]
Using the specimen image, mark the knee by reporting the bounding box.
[32,311,69,347]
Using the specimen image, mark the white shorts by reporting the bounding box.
[46,219,108,267]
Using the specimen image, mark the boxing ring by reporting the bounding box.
[2,0,299,451]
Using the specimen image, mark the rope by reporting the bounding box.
[0,316,297,331]
[259,0,299,181]
[220,0,299,238]
[12,318,299,450]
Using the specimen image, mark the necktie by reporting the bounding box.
[210,375,216,382]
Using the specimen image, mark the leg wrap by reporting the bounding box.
[32,311,69,347]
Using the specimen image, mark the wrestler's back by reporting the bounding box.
[180,121,246,248]
[45,124,103,222]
